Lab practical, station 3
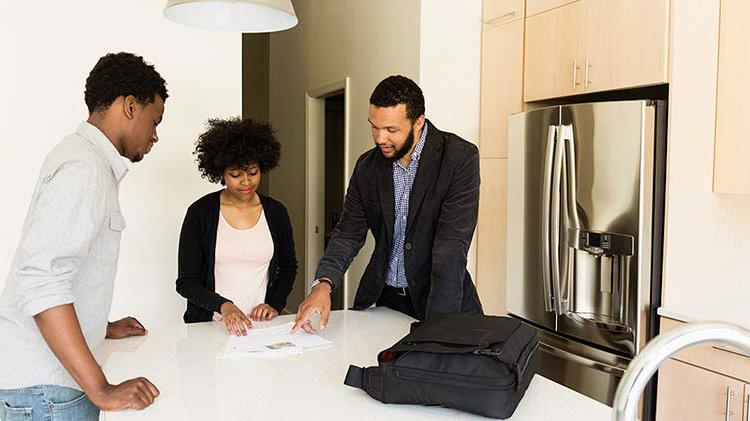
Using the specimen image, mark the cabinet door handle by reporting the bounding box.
[745,392,749,421]
[584,58,591,88]
[726,386,735,421]
[485,11,516,25]
[573,59,581,89]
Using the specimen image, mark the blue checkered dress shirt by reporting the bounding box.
[385,123,428,288]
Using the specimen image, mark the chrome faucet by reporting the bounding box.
[612,322,750,421]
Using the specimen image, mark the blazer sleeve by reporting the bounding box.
[426,145,480,318]
[175,205,231,313]
[267,204,298,312]
[314,158,369,290]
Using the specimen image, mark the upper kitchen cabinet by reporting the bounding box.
[483,0,524,24]
[713,0,750,194]
[585,0,669,93]
[524,0,670,102]
[524,0,586,102]
[480,5,524,158]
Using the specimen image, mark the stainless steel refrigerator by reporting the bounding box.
[506,100,667,408]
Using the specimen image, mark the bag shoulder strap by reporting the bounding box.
[344,365,385,402]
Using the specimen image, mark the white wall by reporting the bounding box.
[661,0,750,325]
[419,0,482,279]
[0,0,241,327]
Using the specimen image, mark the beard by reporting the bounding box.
[378,126,415,163]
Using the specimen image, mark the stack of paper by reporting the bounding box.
[219,321,332,359]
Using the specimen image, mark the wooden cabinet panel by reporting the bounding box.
[523,0,586,101]
[526,0,578,17]
[657,359,746,421]
[523,0,669,101]
[483,0,525,24]
[661,317,750,383]
[477,158,508,315]
[480,18,524,158]
[585,0,669,93]
[713,0,750,194]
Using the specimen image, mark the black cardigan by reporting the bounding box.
[176,190,298,323]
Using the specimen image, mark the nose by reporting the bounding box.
[152,130,159,143]
[376,130,388,145]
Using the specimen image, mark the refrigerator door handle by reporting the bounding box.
[559,124,578,316]
[551,125,566,315]
[539,342,626,377]
[541,125,557,313]
[560,124,581,231]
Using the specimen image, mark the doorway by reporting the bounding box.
[323,94,346,310]
[305,79,350,310]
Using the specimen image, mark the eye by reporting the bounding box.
[229,173,240,178]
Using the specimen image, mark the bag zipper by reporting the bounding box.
[472,341,539,389]
[395,366,517,390]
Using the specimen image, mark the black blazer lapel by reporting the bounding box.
[376,154,395,245]
[407,121,443,234]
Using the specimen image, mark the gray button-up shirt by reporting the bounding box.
[0,122,128,390]
[385,123,428,288]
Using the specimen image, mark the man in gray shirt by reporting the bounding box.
[0,52,167,420]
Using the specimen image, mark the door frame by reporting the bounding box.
[304,78,351,302]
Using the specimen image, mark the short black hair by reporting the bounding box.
[84,52,168,113]
[369,75,425,121]
[194,117,281,185]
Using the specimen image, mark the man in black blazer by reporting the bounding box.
[293,75,482,332]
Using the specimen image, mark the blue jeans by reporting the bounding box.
[0,385,99,421]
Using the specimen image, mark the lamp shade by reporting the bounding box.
[163,0,298,33]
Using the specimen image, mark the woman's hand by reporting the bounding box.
[250,303,279,321]
[220,302,252,336]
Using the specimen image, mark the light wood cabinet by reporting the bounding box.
[658,318,750,420]
[661,318,750,382]
[657,358,748,421]
[524,0,586,101]
[585,0,669,92]
[523,0,669,101]
[713,0,750,194]
[480,17,524,158]
[483,0,524,24]
[476,158,508,315]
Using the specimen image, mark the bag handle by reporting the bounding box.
[344,365,384,401]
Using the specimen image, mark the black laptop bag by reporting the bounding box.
[343,313,539,419]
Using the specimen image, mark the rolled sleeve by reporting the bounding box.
[14,161,105,316]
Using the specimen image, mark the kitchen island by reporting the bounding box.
[99,307,611,420]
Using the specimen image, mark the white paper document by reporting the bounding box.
[219,322,332,359]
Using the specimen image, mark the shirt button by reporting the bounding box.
[405,243,412,250]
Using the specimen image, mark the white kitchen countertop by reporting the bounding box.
[658,300,750,329]
[98,308,611,420]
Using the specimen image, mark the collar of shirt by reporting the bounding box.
[76,121,129,181]
[394,121,428,171]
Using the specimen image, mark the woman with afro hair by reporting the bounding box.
[176,117,297,336]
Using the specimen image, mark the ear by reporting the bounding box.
[414,115,426,131]
[123,95,138,120]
